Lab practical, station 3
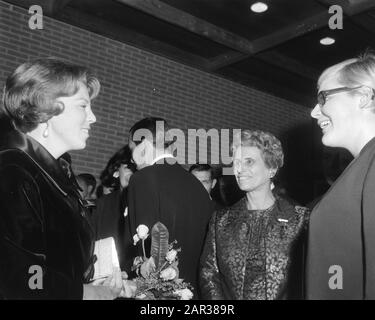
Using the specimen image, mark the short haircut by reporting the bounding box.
[232,130,284,171]
[2,57,100,133]
[129,117,175,148]
[189,163,215,179]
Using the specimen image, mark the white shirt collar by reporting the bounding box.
[150,153,175,165]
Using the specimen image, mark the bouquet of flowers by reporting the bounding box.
[131,222,194,300]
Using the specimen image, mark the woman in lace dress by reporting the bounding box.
[199,130,309,300]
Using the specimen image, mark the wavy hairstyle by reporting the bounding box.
[2,57,100,132]
[232,129,284,172]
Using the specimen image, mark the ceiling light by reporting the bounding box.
[320,37,335,45]
[251,2,268,13]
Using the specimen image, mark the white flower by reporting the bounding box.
[174,288,193,300]
[133,234,140,245]
[166,249,177,263]
[136,224,149,240]
[160,267,177,281]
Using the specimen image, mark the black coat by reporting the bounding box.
[92,188,137,273]
[127,159,213,296]
[0,126,95,299]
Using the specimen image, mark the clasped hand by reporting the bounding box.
[83,267,137,300]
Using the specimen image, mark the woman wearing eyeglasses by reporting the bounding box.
[306,52,375,299]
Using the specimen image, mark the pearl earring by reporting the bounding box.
[42,123,49,138]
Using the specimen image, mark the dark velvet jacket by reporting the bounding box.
[0,122,95,299]
[200,196,309,300]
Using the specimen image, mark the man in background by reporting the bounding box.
[127,117,213,297]
[77,173,97,200]
[189,163,217,198]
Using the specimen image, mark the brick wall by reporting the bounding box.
[0,1,315,202]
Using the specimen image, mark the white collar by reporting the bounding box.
[150,153,175,165]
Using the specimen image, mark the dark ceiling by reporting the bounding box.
[6,0,375,107]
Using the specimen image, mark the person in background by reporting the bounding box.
[92,145,137,273]
[77,173,97,217]
[59,152,74,180]
[307,52,375,299]
[189,163,217,197]
[189,163,222,211]
[200,130,309,300]
[77,173,97,200]
[97,147,127,197]
[127,117,213,298]
[0,58,125,299]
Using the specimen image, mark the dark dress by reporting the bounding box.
[200,196,309,300]
[306,137,375,299]
[0,125,95,299]
[92,188,136,273]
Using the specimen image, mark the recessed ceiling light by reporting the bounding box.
[320,37,335,45]
[251,2,268,13]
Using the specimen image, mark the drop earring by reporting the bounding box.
[42,123,49,138]
[269,170,276,179]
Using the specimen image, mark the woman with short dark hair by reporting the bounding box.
[0,58,124,299]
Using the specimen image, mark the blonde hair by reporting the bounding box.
[318,51,375,91]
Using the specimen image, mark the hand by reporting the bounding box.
[119,280,137,298]
[140,257,156,278]
[83,284,119,300]
[85,267,123,300]
[121,271,128,280]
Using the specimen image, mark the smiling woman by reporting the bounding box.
[199,130,309,300]
[0,58,127,299]
[47,84,96,155]
[306,52,375,300]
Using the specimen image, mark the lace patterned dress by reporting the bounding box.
[199,196,309,300]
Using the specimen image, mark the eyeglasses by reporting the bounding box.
[317,86,375,107]
[317,86,362,107]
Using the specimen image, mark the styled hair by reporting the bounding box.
[2,57,100,133]
[100,145,136,189]
[318,51,375,91]
[189,163,215,180]
[232,130,284,171]
[129,117,175,149]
